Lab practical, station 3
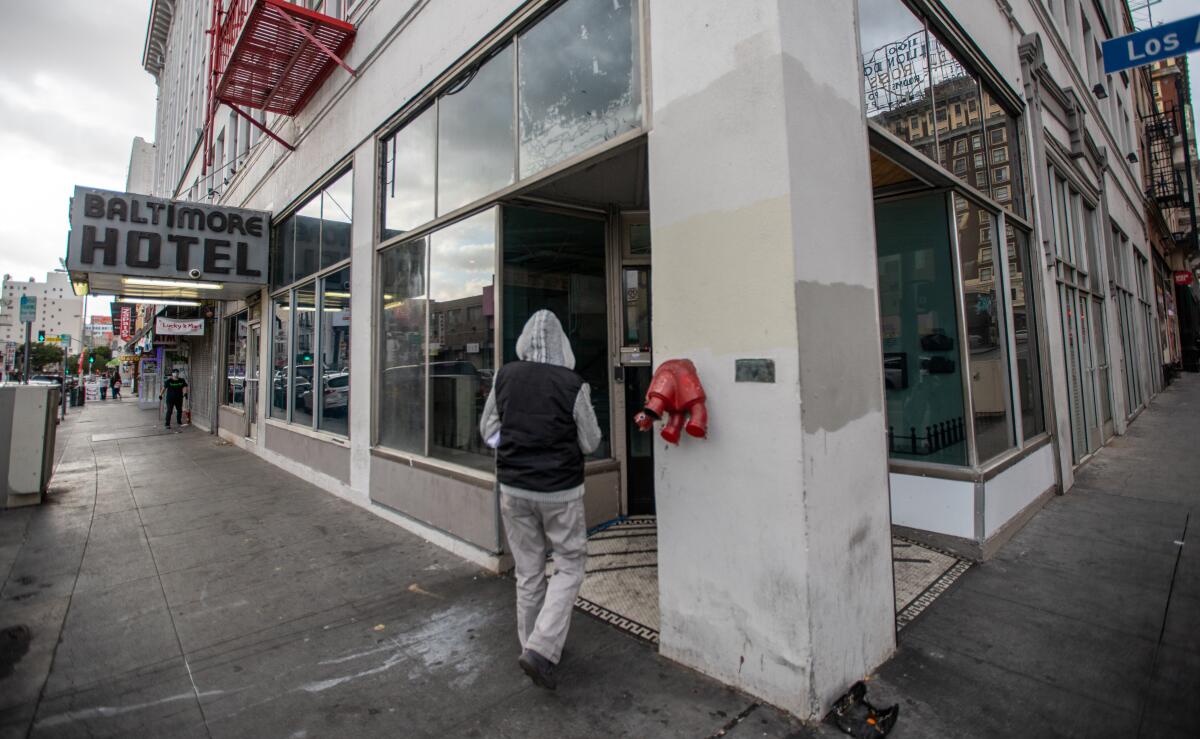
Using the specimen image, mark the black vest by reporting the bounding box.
[494,361,584,493]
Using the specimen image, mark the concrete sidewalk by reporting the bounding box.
[0,377,1197,738]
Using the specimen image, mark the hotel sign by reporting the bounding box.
[66,186,270,284]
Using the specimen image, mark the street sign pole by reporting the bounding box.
[22,322,30,384]
[60,336,70,419]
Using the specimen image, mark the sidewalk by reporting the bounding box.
[0,378,1196,738]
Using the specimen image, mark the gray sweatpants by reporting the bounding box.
[500,493,587,664]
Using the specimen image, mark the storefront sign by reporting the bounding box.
[1102,14,1200,74]
[119,306,133,340]
[1174,271,1194,286]
[66,186,270,284]
[155,317,205,336]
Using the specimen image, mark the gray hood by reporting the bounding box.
[515,310,575,369]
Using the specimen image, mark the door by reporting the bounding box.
[619,215,654,515]
[245,322,260,440]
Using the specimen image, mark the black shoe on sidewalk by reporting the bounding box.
[518,648,557,691]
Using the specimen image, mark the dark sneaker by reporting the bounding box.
[518,648,557,691]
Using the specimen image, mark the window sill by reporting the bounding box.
[220,404,245,416]
[264,418,350,447]
[370,446,494,489]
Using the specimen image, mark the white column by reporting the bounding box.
[346,140,375,503]
[647,0,895,720]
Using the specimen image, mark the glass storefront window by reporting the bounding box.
[273,218,296,288]
[859,0,936,159]
[293,198,322,284]
[273,169,354,289]
[517,0,642,178]
[982,87,1026,217]
[319,268,351,436]
[321,170,353,269]
[224,312,247,409]
[929,34,982,184]
[428,210,496,470]
[502,206,611,459]
[875,193,968,466]
[383,106,436,239]
[1006,227,1045,439]
[292,284,317,428]
[955,195,1014,462]
[438,45,516,215]
[270,294,292,419]
[379,237,428,454]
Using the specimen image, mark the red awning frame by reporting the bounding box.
[202,0,356,177]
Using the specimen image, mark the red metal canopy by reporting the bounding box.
[214,0,356,116]
[201,0,356,175]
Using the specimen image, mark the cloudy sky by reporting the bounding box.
[0,1,156,319]
[0,1,1197,320]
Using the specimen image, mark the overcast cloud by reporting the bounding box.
[0,1,1197,321]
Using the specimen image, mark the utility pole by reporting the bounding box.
[22,323,30,384]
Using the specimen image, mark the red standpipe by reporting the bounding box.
[633,359,708,444]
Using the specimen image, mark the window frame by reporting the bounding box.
[373,0,648,254]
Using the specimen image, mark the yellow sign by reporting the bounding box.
[45,336,62,343]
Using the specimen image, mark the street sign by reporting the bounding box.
[45,336,61,344]
[1175,271,1195,286]
[59,334,71,343]
[1102,14,1200,75]
[18,295,36,323]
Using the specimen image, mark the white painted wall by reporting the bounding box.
[648,0,894,720]
[984,444,1056,537]
[890,474,975,539]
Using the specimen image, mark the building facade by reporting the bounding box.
[0,271,85,353]
[120,0,1178,719]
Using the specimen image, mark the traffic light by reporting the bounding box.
[37,330,45,343]
[88,355,94,366]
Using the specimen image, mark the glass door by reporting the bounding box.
[619,214,654,515]
[245,322,260,440]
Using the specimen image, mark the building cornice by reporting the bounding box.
[142,0,176,79]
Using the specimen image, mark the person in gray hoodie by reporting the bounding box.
[479,310,602,690]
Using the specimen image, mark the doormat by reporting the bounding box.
[569,519,970,644]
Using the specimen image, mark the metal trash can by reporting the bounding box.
[1,385,59,508]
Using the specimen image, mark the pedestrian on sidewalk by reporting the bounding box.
[479,310,602,691]
[160,370,188,429]
[110,373,122,400]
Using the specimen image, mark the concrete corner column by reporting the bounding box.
[647,0,894,720]
[347,140,376,503]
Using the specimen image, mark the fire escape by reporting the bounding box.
[1142,103,1186,210]
[203,0,357,176]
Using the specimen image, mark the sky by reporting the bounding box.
[0,1,1197,321]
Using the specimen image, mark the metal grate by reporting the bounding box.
[1142,105,1186,209]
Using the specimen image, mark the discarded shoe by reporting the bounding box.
[518,648,557,691]
[830,681,898,738]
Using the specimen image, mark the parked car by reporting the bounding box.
[299,372,349,415]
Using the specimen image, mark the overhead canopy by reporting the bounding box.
[65,186,271,302]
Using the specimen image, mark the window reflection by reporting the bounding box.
[858,0,936,159]
[292,284,317,428]
[379,238,428,454]
[982,87,1025,216]
[224,313,247,409]
[517,0,641,177]
[383,106,437,239]
[270,294,292,420]
[273,218,296,287]
[1006,227,1044,439]
[875,193,967,466]
[503,206,611,459]
[438,45,515,215]
[321,171,353,268]
[294,198,322,284]
[929,33,982,187]
[429,210,496,469]
[954,195,1014,462]
[318,268,351,436]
